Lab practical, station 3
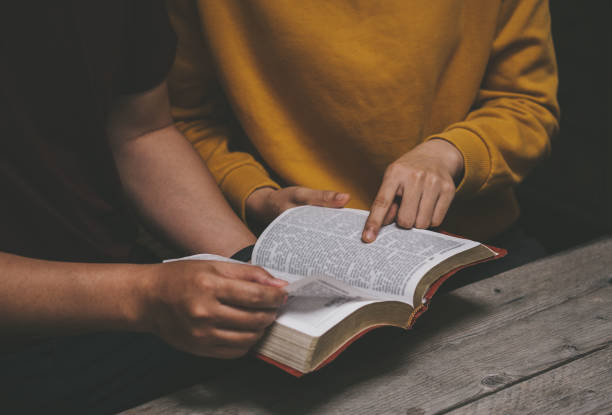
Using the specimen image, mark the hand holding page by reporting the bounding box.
[168,206,505,375]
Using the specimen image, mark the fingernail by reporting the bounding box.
[363,229,375,242]
[335,193,349,201]
[283,295,289,305]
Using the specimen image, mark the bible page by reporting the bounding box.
[252,206,480,307]
[273,277,383,337]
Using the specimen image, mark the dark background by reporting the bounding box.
[517,1,611,253]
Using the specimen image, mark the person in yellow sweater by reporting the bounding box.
[166,1,558,254]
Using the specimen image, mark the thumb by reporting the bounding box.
[294,188,350,207]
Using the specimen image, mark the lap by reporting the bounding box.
[0,332,240,414]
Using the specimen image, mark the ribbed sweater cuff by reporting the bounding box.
[426,128,491,197]
[220,164,280,221]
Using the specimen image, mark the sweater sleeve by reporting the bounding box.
[426,0,559,198]
[166,0,279,221]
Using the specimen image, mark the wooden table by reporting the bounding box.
[124,238,612,414]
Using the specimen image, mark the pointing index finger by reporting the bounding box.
[362,179,398,243]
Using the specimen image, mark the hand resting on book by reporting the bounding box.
[246,186,351,229]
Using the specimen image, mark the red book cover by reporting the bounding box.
[254,243,507,377]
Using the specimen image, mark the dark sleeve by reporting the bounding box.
[230,245,255,262]
[116,0,177,95]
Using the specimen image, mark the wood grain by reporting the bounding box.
[123,238,612,415]
[447,345,612,415]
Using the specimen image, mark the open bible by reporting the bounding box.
[169,206,504,376]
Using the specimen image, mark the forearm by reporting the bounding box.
[0,252,149,340]
[112,124,256,256]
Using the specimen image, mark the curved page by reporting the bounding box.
[253,206,479,307]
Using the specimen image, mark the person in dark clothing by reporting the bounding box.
[0,2,287,413]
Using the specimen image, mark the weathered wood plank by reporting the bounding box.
[124,238,612,415]
[447,345,612,415]
[418,237,612,348]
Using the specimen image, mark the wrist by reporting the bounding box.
[123,263,161,334]
[246,187,275,211]
[245,186,276,224]
[428,138,465,181]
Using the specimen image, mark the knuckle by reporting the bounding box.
[196,273,218,292]
[200,308,215,323]
[396,213,414,229]
[385,162,403,177]
[187,302,209,319]
[426,174,440,187]
[194,270,218,289]
[396,219,411,229]
[441,181,455,193]
[410,169,425,181]
[293,187,308,201]
[322,191,334,202]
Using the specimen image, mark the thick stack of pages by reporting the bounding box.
[169,206,504,376]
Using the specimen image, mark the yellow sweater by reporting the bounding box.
[167,0,559,241]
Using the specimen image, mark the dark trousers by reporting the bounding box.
[0,331,243,414]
